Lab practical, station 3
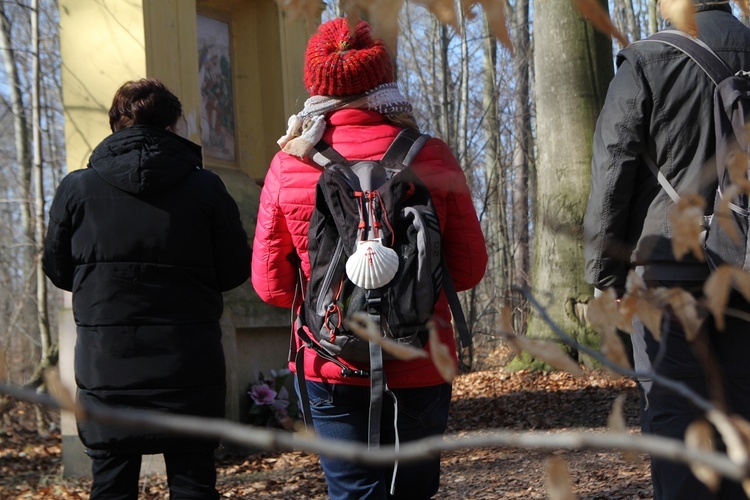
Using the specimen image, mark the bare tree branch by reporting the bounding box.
[520,286,717,414]
[1,380,748,481]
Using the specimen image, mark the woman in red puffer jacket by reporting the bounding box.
[251,18,487,500]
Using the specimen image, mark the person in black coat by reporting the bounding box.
[584,2,750,499]
[43,78,251,499]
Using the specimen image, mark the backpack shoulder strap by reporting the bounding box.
[644,30,732,84]
[381,128,431,169]
[309,128,431,170]
[309,140,347,168]
[637,30,733,204]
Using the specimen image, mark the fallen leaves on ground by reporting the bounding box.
[0,368,651,499]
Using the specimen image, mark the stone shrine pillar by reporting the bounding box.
[56,0,317,477]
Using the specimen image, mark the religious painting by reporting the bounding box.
[197,14,236,163]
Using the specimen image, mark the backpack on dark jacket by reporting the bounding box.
[643,30,750,271]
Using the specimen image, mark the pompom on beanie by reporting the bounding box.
[304,18,394,97]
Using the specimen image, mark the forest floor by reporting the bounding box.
[0,366,653,499]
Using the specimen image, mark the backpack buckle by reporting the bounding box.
[324,303,342,342]
[341,367,369,378]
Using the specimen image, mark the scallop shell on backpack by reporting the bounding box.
[345,239,399,289]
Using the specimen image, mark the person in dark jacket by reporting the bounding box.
[584,2,750,499]
[43,78,251,499]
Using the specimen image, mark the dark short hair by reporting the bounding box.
[108,78,182,132]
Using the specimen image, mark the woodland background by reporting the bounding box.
[2,0,750,497]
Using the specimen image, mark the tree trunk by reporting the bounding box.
[439,24,452,144]
[648,0,658,36]
[0,4,33,278]
[525,0,613,362]
[511,0,532,336]
[31,0,54,381]
[1,0,38,382]
[624,0,640,42]
[457,8,469,166]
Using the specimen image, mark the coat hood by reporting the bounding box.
[88,125,203,195]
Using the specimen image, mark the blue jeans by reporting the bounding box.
[302,380,451,499]
[633,284,750,500]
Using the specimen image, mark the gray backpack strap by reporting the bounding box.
[644,30,732,84]
[311,128,430,169]
[637,31,732,205]
[643,154,681,203]
[310,140,347,168]
[380,128,431,169]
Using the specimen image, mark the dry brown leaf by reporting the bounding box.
[600,326,632,371]
[363,0,405,56]
[704,265,735,331]
[624,271,665,338]
[586,288,619,337]
[572,0,629,48]
[608,394,627,433]
[728,414,750,487]
[664,288,703,342]
[475,0,513,54]
[661,0,698,36]
[625,269,647,294]
[714,268,750,323]
[735,0,750,17]
[345,313,429,361]
[730,266,750,304]
[707,409,749,467]
[545,457,576,500]
[346,312,381,342]
[685,419,721,492]
[512,336,584,377]
[715,184,741,244]
[428,321,457,383]
[415,0,460,31]
[729,414,750,449]
[608,394,639,462]
[669,192,706,261]
[499,302,514,336]
[635,295,664,342]
[617,294,637,334]
[43,368,84,419]
[727,149,750,194]
[379,337,430,360]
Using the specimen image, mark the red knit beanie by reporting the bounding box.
[304,18,394,97]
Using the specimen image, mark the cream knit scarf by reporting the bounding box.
[277,83,413,158]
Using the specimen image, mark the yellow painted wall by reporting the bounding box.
[59,0,313,179]
[58,0,147,171]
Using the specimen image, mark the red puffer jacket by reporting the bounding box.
[252,108,488,388]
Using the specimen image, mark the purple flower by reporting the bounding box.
[271,387,290,410]
[250,383,277,405]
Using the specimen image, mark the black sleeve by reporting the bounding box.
[209,174,251,291]
[43,177,75,291]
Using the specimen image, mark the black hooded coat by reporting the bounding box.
[43,125,251,454]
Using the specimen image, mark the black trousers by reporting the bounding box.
[89,450,219,499]
[633,285,750,500]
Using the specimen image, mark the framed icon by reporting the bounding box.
[197,14,236,164]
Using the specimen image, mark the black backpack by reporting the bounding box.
[294,128,471,446]
[642,30,750,270]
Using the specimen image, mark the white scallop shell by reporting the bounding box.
[345,239,399,289]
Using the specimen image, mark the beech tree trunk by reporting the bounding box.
[525,0,613,361]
